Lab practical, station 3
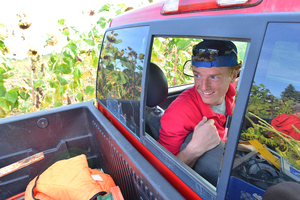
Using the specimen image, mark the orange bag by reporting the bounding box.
[24,154,116,200]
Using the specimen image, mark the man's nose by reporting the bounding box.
[201,78,210,91]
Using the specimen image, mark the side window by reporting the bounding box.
[150,37,247,87]
[147,36,248,189]
[231,23,300,198]
[97,26,149,136]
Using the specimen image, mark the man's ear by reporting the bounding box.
[230,70,239,83]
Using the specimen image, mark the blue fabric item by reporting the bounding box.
[192,52,238,68]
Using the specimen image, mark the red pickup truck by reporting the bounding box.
[1,0,300,199]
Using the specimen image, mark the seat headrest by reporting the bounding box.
[146,63,168,107]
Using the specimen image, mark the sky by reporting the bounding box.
[0,0,161,59]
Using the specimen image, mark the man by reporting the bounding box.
[271,104,300,140]
[158,40,241,185]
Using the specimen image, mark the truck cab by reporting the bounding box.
[96,0,300,199]
[2,0,300,199]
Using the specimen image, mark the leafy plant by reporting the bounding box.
[1,24,31,117]
[0,3,133,118]
[98,30,144,101]
[151,37,196,86]
[241,112,300,170]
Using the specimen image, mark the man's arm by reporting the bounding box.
[176,117,220,167]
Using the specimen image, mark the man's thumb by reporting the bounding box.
[197,116,207,127]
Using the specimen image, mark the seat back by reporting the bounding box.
[145,63,168,140]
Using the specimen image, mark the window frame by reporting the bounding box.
[139,14,263,199]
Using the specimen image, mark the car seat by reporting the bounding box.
[145,62,168,140]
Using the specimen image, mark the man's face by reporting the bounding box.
[193,66,236,106]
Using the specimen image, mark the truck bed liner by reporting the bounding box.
[0,101,183,200]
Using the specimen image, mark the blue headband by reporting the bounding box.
[192,52,238,68]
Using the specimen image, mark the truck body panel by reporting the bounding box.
[110,0,300,28]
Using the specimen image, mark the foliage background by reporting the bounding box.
[0,4,137,118]
[1,2,299,119]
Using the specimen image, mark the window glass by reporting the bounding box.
[151,37,247,87]
[231,23,300,197]
[97,26,149,136]
[148,36,248,189]
[151,37,196,87]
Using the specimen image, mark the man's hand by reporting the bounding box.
[191,116,221,156]
[176,117,220,167]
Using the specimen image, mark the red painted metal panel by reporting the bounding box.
[110,0,300,27]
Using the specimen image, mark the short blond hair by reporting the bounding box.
[229,62,242,77]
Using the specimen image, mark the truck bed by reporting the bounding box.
[0,101,183,200]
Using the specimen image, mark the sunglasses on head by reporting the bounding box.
[192,46,237,57]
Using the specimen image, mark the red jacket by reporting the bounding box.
[158,84,236,155]
[271,114,300,140]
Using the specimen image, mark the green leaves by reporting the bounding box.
[85,86,95,97]
[151,37,196,86]
[84,39,95,46]
[0,3,132,117]
[73,68,81,78]
[34,80,43,89]
[177,40,190,50]
[247,83,296,118]
[0,55,12,70]
[54,101,62,107]
[62,29,70,36]
[57,76,69,86]
[19,91,29,101]
[153,38,163,52]
[0,83,6,97]
[76,92,83,102]
[98,4,113,13]
[63,48,75,59]
[0,40,5,54]
[69,42,78,54]
[5,89,18,103]
[0,99,8,110]
[58,19,65,26]
[97,17,108,29]
[116,72,127,84]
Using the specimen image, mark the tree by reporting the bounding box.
[247,83,294,118]
[281,84,300,101]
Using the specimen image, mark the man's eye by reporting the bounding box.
[194,74,200,78]
[211,76,218,80]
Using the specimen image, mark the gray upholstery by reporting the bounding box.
[145,106,164,140]
[180,132,225,187]
[145,63,168,140]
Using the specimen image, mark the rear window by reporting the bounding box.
[96,26,149,137]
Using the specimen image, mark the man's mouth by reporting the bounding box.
[203,92,213,95]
